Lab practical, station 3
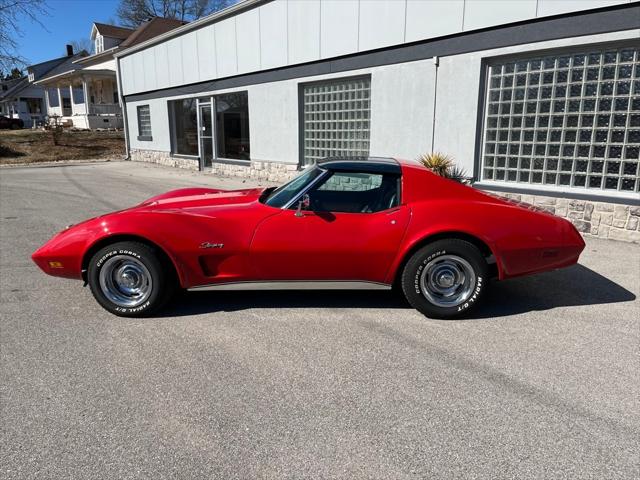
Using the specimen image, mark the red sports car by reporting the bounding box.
[32,157,585,318]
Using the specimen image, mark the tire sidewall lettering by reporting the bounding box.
[457,276,483,312]
[114,300,151,314]
[95,249,142,269]
[414,250,446,294]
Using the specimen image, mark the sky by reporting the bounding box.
[17,0,121,66]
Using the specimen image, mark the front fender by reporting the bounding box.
[33,210,217,287]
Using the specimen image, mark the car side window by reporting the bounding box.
[307,171,400,213]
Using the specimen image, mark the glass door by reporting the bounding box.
[198,104,213,169]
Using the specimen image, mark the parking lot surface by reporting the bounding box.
[1,161,639,479]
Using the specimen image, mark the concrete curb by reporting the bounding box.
[0,158,125,169]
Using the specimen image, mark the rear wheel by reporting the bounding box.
[87,241,175,317]
[401,239,488,319]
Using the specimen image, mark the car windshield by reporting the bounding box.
[262,166,324,208]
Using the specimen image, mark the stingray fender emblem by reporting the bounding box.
[200,242,224,249]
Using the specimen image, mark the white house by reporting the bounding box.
[116,0,639,241]
[0,76,47,128]
[0,51,87,128]
[33,18,183,129]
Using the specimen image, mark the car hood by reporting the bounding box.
[138,187,267,210]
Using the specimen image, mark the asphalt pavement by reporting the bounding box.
[1,161,638,479]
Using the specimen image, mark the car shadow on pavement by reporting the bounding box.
[472,264,635,319]
[159,264,635,319]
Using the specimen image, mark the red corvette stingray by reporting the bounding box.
[33,157,585,318]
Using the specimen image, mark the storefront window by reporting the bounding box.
[216,92,250,160]
[170,98,198,156]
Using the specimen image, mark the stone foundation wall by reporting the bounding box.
[210,160,298,182]
[496,192,640,243]
[130,149,199,170]
[130,150,298,181]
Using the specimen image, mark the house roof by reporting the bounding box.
[33,52,89,85]
[27,54,76,82]
[118,17,185,48]
[92,22,134,40]
[0,77,28,101]
[32,17,184,85]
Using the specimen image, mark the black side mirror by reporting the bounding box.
[294,194,311,217]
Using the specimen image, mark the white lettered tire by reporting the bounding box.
[87,241,175,317]
[401,239,488,319]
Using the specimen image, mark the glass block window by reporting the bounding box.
[302,77,371,165]
[481,46,640,194]
[137,105,152,139]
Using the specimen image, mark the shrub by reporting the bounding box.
[418,152,468,183]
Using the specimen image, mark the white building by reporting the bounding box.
[116,0,640,241]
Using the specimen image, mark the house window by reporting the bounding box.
[48,88,59,107]
[137,105,152,140]
[169,98,198,156]
[302,77,371,166]
[481,45,640,194]
[95,34,104,54]
[25,98,42,114]
[216,92,250,160]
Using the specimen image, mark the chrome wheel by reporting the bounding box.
[420,254,476,308]
[98,255,153,308]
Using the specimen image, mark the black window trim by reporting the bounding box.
[136,104,152,141]
[167,91,251,167]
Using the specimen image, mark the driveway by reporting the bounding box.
[1,161,638,479]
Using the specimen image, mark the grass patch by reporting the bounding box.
[0,129,125,165]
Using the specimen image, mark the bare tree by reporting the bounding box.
[67,38,93,55]
[0,0,49,71]
[4,67,23,80]
[116,0,236,28]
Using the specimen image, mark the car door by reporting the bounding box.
[250,170,410,283]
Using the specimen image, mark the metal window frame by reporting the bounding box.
[210,91,251,165]
[298,74,372,169]
[474,38,640,201]
[168,98,199,157]
[168,91,251,169]
[136,104,152,141]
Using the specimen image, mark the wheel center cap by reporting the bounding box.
[438,272,455,288]
[121,272,137,288]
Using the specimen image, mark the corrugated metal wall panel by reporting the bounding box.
[119,0,632,95]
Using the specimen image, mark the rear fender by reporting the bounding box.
[386,227,503,284]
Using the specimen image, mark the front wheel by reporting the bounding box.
[401,239,489,319]
[87,241,175,317]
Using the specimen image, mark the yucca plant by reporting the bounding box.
[418,152,468,183]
